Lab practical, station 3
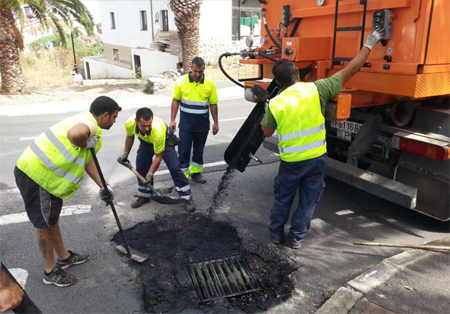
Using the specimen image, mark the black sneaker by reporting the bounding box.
[56,250,89,269]
[131,198,150,208]
[43,266,76,287]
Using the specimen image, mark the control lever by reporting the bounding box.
[249,153,263,164]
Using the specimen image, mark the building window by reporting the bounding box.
[161,10,169,31]
[232,0,261,40]
[110,12,116,29]
[140,11,148,31]
[113,49,120,61]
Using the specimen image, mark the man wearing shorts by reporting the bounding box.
[14,96,121,287]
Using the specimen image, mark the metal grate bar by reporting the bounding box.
[188,255,262,302]
[208,262,226,295]
[228,257,247,290]
[202,263,218,297]
[222,260,240,293]
[233,256,256,289]
[240,257,261,288]
[195,265,211,299]
[215,260,233,294]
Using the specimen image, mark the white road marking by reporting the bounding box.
[0,205,92,226]
[218,117,246,122]
[154,161,227,176]
[9,268,28,288]
[19,137,37,141]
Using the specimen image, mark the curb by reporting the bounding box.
[314,248,432,314]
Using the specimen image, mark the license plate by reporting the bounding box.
[330,121,363,142]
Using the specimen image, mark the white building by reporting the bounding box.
[83,0,261,79]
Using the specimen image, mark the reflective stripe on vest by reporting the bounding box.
[270,82,326,162]
[44,130,87,167]
[180,98,209,115]
[29,142,83,186]
[16,111,101,199]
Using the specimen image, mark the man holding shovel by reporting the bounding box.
[14,96,122,287]
[118,107,196,212]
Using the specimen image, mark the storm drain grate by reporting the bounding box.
[188,255,262,302]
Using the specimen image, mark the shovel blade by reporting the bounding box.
[115,244,149,263]
[152,195,185,205]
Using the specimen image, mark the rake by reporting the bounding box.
[90,148,149,263]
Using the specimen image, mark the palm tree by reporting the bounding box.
[0,0,94,94]
[169,0,202,74]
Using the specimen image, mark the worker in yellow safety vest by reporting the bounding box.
[14,96,121,287]
[261,28,385,249]
[118,107,196,212]
[170,57,219,184]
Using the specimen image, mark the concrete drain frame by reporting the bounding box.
[188,255,262,302]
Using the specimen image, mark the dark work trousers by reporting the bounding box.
[269,153,328,244]
[178,129,209,178]
[1,263,42,314]
[136,138,191,200]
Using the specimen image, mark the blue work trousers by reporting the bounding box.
[136,138,191,201]
[269,153,328,243]
[178,129,208,178]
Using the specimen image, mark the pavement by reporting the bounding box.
[316,238,450,314]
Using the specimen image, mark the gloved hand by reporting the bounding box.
[99,185,114,204]
[117,151,129,162]
[364,27,386,51]
[143,172,154,185]
[85,136,99,149]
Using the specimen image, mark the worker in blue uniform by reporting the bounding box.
[118,107,195,212]
[169,57,219,184]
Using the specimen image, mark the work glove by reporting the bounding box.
[364,27,386,51]
[143,172,154,186]
[117,151,129,162]
[99,185,114,205]
[85,135,99,149]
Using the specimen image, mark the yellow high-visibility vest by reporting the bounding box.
[125,115,167,154]
[16,111,102,199]
[269,82,326,162]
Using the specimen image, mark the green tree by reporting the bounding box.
[0,0,94,94]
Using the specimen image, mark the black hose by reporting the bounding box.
[263,16,282,48]
[257,51,278,63]
[290,18,301,37]
[219,53,244,88]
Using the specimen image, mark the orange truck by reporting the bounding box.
[223,0,450,220]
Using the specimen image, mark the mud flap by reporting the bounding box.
[224,80,280,172]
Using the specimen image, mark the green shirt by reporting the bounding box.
[261,73,342,129]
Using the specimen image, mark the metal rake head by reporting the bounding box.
[116,244,150,263]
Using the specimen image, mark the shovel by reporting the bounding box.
[90,148,149,263]
[117,158,184,205]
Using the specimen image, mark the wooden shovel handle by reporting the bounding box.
[354,241,450,251]
[131,168,146,182]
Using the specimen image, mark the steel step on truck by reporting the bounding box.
[222,0,450,220]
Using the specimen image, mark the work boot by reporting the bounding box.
[271,234,283,245]
[191,175,207,184]
[185,198,196,212]
[43,266,76,287]
[56,250,89,269]
[131,198,150,208]
[290,241,302,250]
